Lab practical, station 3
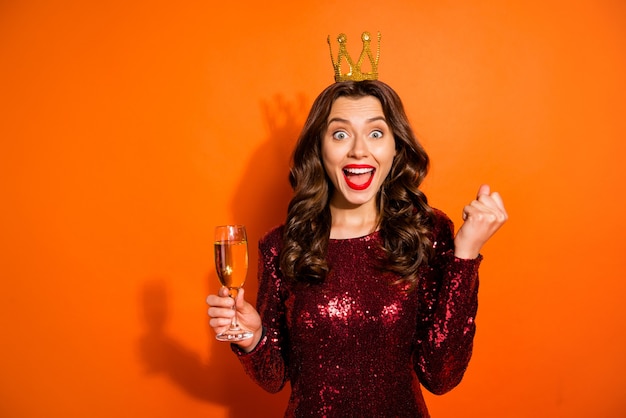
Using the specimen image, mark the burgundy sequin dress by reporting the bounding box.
[233,209,482,417]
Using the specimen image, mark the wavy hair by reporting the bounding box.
[280,80,434,288]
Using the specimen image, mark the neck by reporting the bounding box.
[328,200,379,239]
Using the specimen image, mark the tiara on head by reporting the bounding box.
[327,32,381,82]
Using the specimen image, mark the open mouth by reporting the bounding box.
[342,166,375,190]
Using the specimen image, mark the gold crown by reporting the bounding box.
[327,32,381,82]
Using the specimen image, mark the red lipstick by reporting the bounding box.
[342,164,375,191]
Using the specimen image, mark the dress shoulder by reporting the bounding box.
[430,207,454,232]
[259,224,284,251]
[428,207,455,254]
[431,207,453,227]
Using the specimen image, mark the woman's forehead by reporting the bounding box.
[328,96,384,120]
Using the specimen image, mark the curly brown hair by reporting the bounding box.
[280,80,434,288]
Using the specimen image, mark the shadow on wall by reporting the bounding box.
[137,93,308,417]
[138,278,229,401]
[232,93,308,306]
[137,277,287,416]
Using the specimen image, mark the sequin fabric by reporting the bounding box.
[233,209,482,417]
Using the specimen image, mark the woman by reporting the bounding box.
[207,80,507,417]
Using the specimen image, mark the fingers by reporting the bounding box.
[462,185,508,224]
[470,185,508,218]
[206,287,235,324]
[489,191,506,213]
[218,286,230,297]
[463,185,494,220]
[206,286,262,345]
[208,314,233,330]
[207,300,234,318]
[206,286,250,321]
[235,287,246,309]
[477,184,490,198]
[206,287,233,307]
[455,185,508,259]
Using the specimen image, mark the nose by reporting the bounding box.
[348,135,369,158]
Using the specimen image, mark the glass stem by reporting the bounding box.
[229,287,240,330]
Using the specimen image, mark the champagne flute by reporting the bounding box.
[214,224,253,341]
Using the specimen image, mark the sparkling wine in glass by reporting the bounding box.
[214,225,253,341]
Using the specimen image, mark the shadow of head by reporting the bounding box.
[230,93,309,294]
[232,93,308,230]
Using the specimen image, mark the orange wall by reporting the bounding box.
[1,1,625,417]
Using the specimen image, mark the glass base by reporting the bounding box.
[216,328,253,342]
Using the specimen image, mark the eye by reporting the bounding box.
[370,130,384,139]
[332,131,349,140]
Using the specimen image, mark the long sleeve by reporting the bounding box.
[231,227,289,393]
[413,210,482,395]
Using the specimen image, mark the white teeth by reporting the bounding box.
[343,167,374,175]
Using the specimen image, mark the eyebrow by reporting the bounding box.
[327,116,387,125]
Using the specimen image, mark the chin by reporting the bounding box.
[342,192,377,207]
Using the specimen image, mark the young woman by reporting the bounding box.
[207,80,507,417]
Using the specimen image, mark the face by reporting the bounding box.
[321,95,396,210]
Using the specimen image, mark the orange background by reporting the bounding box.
[1,1,625,417]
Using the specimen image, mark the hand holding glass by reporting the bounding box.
[214,225,253,341]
